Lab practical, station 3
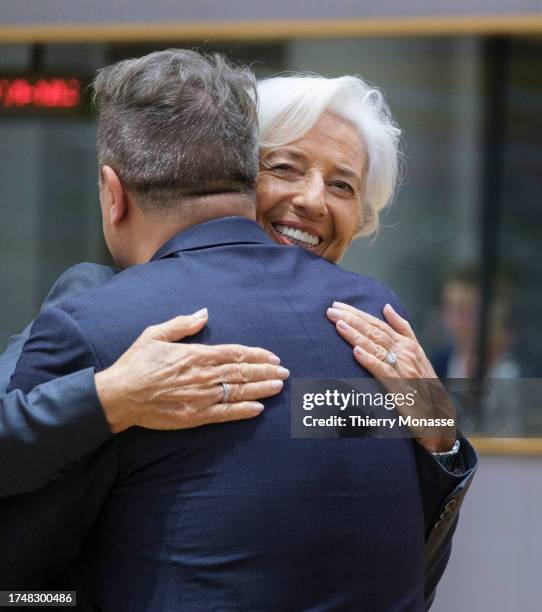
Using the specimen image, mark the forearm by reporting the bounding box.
[0,368,112,498]
[0,327,113,498]
[0,325,33,394]
[0,263,118,497]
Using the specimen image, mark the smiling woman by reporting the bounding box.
[256,111,365,262]
[255,74,401,263]
[254,73,461,454]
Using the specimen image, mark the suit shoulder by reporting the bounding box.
[303,254,409,317]
[50,261,160,319]
[52,262,118,286]
[315,257,403,301]
[43,262,119,311]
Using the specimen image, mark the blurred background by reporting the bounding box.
[1,2,541,611]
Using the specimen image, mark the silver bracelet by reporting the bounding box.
[431,439,461,456]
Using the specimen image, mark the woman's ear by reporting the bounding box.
[100,165,127,226]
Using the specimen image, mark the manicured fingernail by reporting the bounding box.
[271,379,284,390]
[384,303,394,312]
[277,367,290,379]
[337,320,349,331]
[268,355,281,365]
[193,308,208,318]
[327,308,342,320]
[253,402,265,412]
[333,301,351,309]
[354,346,364,357]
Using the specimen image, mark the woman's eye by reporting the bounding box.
[272,163,295,173]
[330,181,354,193]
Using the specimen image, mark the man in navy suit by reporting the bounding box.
[8,50,476,610]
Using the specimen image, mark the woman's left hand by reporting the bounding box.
[327,301,456,453]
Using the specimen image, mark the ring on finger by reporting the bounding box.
[221,382,231,403]
[384,350,398,366]
[367,326,385,343]
[373,344,387,360]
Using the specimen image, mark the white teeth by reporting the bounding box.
[273,224,320,247]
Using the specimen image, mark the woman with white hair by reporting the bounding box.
[257,74,399,247]
[255,74,451,452]
[250,76,473,608]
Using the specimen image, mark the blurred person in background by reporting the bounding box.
[2,50,477,609]
[432,267,520,379]
[431,267,522,434]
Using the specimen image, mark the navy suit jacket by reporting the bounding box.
[5,218,476,610]
[0,264,115,498]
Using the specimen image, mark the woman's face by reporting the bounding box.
[256,111,366,263]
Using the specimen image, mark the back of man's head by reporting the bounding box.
[93,49,259,211]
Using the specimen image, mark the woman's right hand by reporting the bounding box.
[95,308,288,433]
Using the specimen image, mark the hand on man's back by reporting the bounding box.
[94,308,289,433]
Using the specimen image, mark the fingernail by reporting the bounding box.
[332,301,349,309]
[193,308,208,318]
[277,367,290,379]
[337,320,349,331]
[354,346,364,357]
[253,402,265,412]
[327,307,342,320]
[271,379,284,390]
[268,355,281,365]
[384,303,394,312]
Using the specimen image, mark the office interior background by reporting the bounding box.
[0,2,541,611]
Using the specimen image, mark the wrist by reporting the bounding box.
[94,368,132,433]
[418,434,457,454]
[431,439,461,455]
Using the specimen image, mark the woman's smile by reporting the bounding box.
[270,220,322,250]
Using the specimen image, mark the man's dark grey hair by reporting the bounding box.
[93,49,259,210]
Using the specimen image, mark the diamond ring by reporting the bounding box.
[384,351,398,366]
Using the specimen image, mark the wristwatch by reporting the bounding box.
[431,439,461,472]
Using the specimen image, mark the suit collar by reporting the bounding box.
[150,216,274,261]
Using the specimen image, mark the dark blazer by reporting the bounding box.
[5,218,476,610]
[0,264,116,498]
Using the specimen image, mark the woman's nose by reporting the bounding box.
[292,174,327,218]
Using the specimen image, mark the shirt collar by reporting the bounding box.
[150,216,275,261]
